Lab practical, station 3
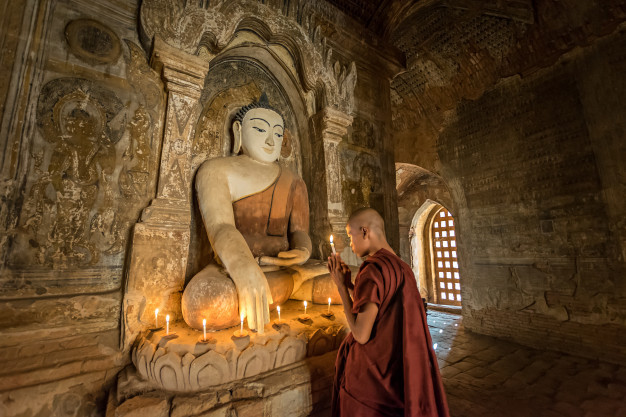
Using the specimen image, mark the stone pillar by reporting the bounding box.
[311,108,354,261]
[122,38,209,352]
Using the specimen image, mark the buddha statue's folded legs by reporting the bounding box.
[182,261,338,331]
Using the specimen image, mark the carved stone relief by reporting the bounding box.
[7,36,163,277]
[10,78,125,268]
[348,116,376,149]
[139,0,357,115]
[65,19,122,66]
[341,116,383,216]
[131,301,345,392]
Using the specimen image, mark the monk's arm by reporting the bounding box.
[328,255,377,343]
[336,284,378,344]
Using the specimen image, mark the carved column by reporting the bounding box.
[311,108,353,260]
[122,38,209,353]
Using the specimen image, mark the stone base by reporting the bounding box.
[109,350,337,417]
[131,300,347,392]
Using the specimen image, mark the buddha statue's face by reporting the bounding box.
[235,108,284,163]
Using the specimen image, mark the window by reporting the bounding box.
[431,208,462,306]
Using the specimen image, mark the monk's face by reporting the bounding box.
[346,222,368,257]
[240,108,284,163]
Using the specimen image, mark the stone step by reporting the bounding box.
[0,351,123,392]
[0,328,119,376]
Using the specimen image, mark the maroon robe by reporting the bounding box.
[332,248,450,417]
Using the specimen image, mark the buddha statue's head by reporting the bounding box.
[232,94,284,163]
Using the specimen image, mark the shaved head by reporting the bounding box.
[348,208,386,238]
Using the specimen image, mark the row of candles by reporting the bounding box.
[153,235,338,340]
[154,297,334,340]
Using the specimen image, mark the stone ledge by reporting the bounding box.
[132,300,348,392]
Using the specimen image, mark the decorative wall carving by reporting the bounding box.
[12,78,124,268]
[65,19,122,66]
[139,0,357,115]
[3,31,163,298]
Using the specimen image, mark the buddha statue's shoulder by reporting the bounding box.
[196,155,243,178]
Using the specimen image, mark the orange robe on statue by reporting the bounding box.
[332,248,450,417]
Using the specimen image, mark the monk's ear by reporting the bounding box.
[361,226,368,240]
[232,120,242,155]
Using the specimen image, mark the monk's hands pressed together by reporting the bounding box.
[327,253,351,291]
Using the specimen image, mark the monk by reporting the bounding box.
[327,208,450,417]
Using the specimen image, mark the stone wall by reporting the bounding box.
[1,1,151,415]
[435,27,626,364]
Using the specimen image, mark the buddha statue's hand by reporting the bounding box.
[231,266,273,332]
[258,248,310,267]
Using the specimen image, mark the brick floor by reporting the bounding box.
[428,311,626,417]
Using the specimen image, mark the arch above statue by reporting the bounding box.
[139,0,357,115]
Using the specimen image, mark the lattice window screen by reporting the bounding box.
[432,209,462,306]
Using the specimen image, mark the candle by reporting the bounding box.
[330,235,336,255]
[155,308,159,328]
[277,305,281,322]
[203,318,207,341]
[240,313,244,334]
[304,300,307,315]
[327,297,331,314]
[166,314,170,335]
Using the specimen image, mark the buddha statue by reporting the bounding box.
[182,95,321,334]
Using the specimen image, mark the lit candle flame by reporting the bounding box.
[155,308,159,328]
[277,306,281,322]
[330,235,336,255]
[166,314,170,335]
[327,297,331,313]
[203,318,207,341]
[240,313,244,334]
[304,300,308,315]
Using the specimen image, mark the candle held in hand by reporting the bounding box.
[240,313,244,334]
[328,297,331,313]
[330,235,336,255]
[277,306,281,322]
[154,308,159,328]
[166,314,170,335]
[203,318,207,341]
[304,300,308,315]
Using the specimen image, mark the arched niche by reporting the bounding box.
[396,163,455,298]
[186,40,315,281]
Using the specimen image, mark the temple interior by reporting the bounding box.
[1,0,625,416]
